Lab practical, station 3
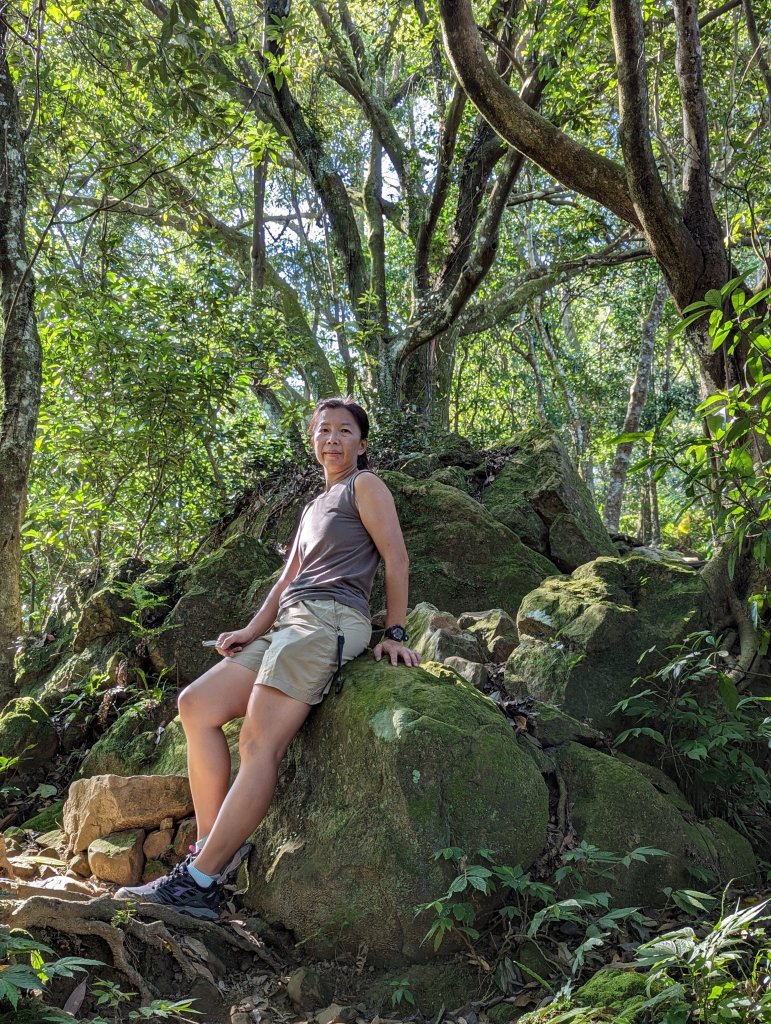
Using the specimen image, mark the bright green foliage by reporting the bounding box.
[0,927,100,1011]
[631,899,771,1023]
[612,631,771,831]
[416,844,659,982]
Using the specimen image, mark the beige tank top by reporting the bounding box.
[278,469,380,619]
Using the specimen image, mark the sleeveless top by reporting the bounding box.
[278,469,380,619]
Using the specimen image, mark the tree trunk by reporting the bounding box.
[604,278,668,531]
[0,19,43,704]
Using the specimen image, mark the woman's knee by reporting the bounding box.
[238,718,283,765]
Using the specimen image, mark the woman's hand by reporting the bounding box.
[215,628,255,657]
[373,638,421,667]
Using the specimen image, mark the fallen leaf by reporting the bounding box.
[63,975,89,1014]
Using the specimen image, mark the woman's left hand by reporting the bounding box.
[373,638,421,667]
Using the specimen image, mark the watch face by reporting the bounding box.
[385,626,407,643]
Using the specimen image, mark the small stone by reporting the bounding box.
[3,837,23,856]
[8,858,38,880]
[172,816,197,862]
[286,967,325,1009]
[143,828,173,861]
[316,1004,349,1024]
[159,816,174,831]
[68,851,91,877]
[39,864,57,879]
[444,657,488,689]
[88,829,145,886]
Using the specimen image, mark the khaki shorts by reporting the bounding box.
[229,599,371,705]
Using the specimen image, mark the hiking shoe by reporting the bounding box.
[130,861,223,920]
[114,857,191,900]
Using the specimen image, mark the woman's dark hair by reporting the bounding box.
[309,397,370,469]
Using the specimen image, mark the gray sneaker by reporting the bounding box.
[115,856,192,900]
[135,860,224,920]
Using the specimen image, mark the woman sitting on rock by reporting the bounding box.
[116,397,420,918]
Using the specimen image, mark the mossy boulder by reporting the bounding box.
[506,556,708,732]
[554,742,756,904]
[78,698,165,778]
[380,472,558,617]
[0,697,58,769]
[481,429,615,571]
[242,657,549,964]
[72,559,150,653]
[148,534,281,685]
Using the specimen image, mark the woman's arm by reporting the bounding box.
[355,473,420,667]
[215,534,302,655]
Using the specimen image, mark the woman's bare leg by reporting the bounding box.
[192,684,311,876]
[177,660,258,840]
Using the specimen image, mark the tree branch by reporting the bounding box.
[266,0,369,321]
[610,0,702,283]
[437,0,640,226]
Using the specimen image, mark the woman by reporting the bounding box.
[116,398,420,918]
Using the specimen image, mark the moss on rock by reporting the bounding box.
[21,799,66,833]
[78,698,164,778]
[507,556,708,733]
[0,697,58,769]
[379,472,558,617]
[481,429,616,571]
[148,533,281,685]
[555,742,756,905]
[242,656,549,964]
[575,969,648,1018]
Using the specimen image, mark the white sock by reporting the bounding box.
[195,836,207,853]
[188,861,216,888]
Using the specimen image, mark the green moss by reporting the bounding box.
[365,960,482,1014]
[148,533,281,685]
[481,429,615,572]
[512,556,708,732]
[78,698,163,777]
[377,472,558,617]
[555,742,756,905]
[0,697,58,767]
[242,657,549,962]
[21,800,65,833]
[90,828,143,858]
[575,969,649,1020]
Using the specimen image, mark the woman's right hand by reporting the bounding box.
[215,628,254,656]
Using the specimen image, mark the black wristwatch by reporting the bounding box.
[383,625,408,644]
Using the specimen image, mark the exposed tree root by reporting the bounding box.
[2,894,282,999]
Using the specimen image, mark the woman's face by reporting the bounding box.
[312,407,367,474]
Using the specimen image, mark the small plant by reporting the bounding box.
[632,897,771,1022]
[0,926,101,1011]
[90,979,200,1023]
[416,844,663,983]
[612,631,771,831]
[388,976,416,1008]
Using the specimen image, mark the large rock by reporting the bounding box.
[481,429,616,571]
[555,742,756,904]
[63,774,193,853]
[0,697,58,769]
[379,472,558,617]
[506,556,708,732]
[78,698,165,778]
[242,657,549,964]
[148,534,281,684]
